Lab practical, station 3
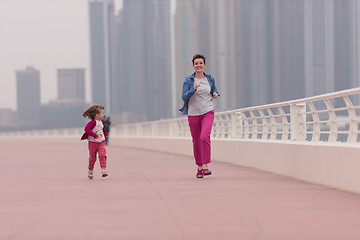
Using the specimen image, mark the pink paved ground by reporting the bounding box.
[1,139,360,240]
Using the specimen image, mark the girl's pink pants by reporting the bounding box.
[88,141,107,170]
[188,110,214,167]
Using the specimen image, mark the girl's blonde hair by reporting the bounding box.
[82,104,104,119]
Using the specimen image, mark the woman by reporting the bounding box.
[179,54,220,178]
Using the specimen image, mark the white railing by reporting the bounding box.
[2,88,360,143]
[0,127,83,139]
[113,87,360,143]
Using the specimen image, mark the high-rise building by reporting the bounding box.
[120,0,151,121]
[40,69,87,130]
[40,100,88,129]
[174,0,201,116]
[352,0,360,105]
[88,0,117,114]
[113,10,123,115]
[234,0,271,108]
[121,0,172,121]
[57,68,85,101]
[234,0,252,108]
[333,0,360,107]
[334,0,357,92]
[146,0,172,120]
[186,0,237,111]
[304,0,334,98]
[115,0,360,119]
[15,66,41,126]
[175,0,237,111]
[233,0,307,107]
[270,0,305,102]
[0,108,17,128]
[248,0,270,107]
[304,0,360,108]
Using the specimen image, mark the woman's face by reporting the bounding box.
[193,58,205,74]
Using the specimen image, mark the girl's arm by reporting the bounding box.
[84,120,98,138]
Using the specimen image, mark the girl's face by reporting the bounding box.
[193,58,205,74]
[95,109,105,121]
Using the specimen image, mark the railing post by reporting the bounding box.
[343,96,358,142]
[136,125,141,137]
[231,112,242,139]
[290,103,306,141]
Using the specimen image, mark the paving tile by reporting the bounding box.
[0,139,360,240]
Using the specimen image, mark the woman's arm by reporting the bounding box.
[209,76,220,98]
[182,78,196,102]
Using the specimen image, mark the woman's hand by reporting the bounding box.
[213,92,219,99]
[194,81,200,90]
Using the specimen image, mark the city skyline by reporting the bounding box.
[2,0,360,121]
[0,0,123,111]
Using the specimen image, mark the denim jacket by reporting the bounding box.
[179,72,220,115]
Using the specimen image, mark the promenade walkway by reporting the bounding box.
[1,139,360,240]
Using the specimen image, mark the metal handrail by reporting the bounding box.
[114,87,360,143]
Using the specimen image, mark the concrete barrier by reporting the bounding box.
[111,136,360,194]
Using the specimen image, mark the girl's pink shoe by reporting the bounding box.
[196,169,204,178]
[88,170,94,179]
[102,170,108,177]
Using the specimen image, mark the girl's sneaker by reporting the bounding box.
[196,169,204,178]
[88,170,94,179]
[102,170,108,177]
[203,169,212,176]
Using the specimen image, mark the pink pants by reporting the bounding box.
[188,110,214,166]
[88,141,107,170]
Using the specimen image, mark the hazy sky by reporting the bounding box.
[0,0,123,110]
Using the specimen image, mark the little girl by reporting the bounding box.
[81,104,108,179]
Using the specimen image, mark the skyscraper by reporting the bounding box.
[269,0,305,102]
[305,0,334,98]
[333,0,360,107]
[234,0,271,107]
[334,0,356,92]
[175,0,238,111]
[235,0,251,108]
[121,0,172,121]
[15,66,41,126]
[174,0,201,116]
[120,0,151,120]
[113,10,123,115]
[304,0,360,107]
[57,68,85,101]
[146,0,172,120]
[205,0,237,110]
[88,0,116,113]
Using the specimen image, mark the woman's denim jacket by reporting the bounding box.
[179,72,220,115]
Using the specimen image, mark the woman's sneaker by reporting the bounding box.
[102,170,108,177]
[88,170,94,179]
[203,169,212,176]
[196,169,204,178]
